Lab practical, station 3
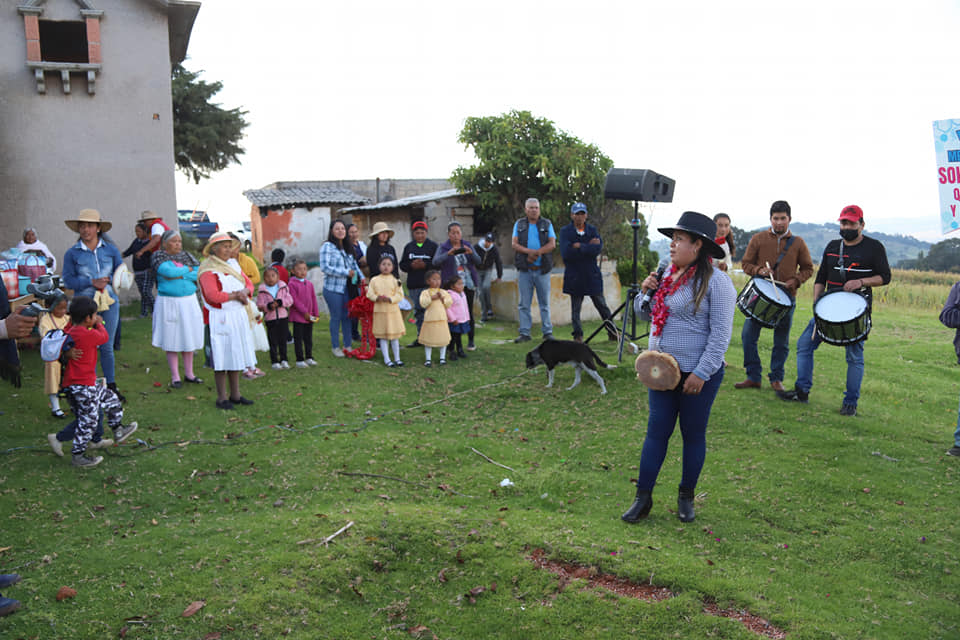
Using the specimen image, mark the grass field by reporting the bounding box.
[1,270,958,639]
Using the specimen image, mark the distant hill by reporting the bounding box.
[650,222,929,268]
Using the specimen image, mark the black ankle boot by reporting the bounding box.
[107,382,126,403]
[677,487,695,523]
[621,487,653,523]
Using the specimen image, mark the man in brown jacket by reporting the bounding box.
[734,200,814,392]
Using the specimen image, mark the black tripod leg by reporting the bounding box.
[585,299,627,344]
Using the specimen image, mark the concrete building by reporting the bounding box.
[0,0,199,264]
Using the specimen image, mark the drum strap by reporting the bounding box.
[772,236,795,276]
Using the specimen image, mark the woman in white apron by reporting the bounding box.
[197,233,258,410]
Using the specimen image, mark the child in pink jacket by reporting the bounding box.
[287,260,320,367]
[256,266,294,369]
[445,276,471,361]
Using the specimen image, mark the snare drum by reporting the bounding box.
[814,291,871,345]
[736,277,794,328]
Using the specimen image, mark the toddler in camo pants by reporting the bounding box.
[62,296,137,468]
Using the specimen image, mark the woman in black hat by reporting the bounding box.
[621,211,736,524]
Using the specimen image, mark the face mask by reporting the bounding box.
[839,228,859,242]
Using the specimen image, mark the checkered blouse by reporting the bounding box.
[645,268,736,381]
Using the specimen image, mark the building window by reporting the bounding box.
[39,20,88,63]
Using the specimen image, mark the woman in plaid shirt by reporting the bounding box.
[622,212,736,525]
[319,220,362,357]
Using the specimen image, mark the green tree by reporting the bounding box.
[731,226,750,262]
[451,110,613,226]
[596,200,659,286]
[917,238,960,272]
[172,63,248,184]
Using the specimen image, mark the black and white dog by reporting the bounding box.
[525,339,616,395]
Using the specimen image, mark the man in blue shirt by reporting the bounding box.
[511,198,556,342]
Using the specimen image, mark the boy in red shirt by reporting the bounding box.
[62,296,137,468]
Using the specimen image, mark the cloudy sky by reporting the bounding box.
[175,0,960,241]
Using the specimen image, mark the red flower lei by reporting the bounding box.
[650,264,697,337]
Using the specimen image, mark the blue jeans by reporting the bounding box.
[99,302,119,383]
[795,317,864,407]
[322,288,352,349]
[742,303,795,383]
[954,395,960,446]
[57,412,105,443]
[409,287,425,335]
[636,367,724,491]
[517,270,552,337]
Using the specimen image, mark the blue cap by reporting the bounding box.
[570,202,588,214]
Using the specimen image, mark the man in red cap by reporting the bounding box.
[778,205,890,416]
[399,220,438,346]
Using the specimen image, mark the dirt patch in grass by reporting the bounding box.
[529,548,785,639]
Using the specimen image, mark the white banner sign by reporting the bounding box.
[933,119,960,235]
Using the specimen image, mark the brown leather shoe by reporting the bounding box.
[734,379,762,389]
[770,381,785,393]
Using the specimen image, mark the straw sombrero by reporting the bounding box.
[368,221,395,239]
[65,209,112,233]
[139,210,160,222]
[202,231,241,256]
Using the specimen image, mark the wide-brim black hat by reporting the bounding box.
[657,211,725,260]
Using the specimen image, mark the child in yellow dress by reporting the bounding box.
[39,292,69,418]
[367,255,406,367]
[417,270,452,366]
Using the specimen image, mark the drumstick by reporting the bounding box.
[765,261,781,300]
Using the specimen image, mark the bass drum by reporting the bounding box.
[814,291,871,345]
[736,277,794,328]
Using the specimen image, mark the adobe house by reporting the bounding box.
[0,0,199,264]
[242,183,370,264]
[242,178,461,264]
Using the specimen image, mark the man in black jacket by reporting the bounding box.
[399,220,438,346]
[475,232,502,321]
[779,205,890,416]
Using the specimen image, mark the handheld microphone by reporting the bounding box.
[638,256,671,313]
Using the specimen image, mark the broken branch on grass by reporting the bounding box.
[322,520,353,546]
[297,521,353,546]
[336,471,473,498]
[469,447,515,472]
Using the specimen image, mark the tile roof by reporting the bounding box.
[340,189,464,213]
[243,186,370,208]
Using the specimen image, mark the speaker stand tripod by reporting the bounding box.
[584,202,649,361]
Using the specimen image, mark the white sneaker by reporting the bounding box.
[271,363,283,370]
[48,433,63,457]
[296,361,309,368]
[280,361,291,369]
[88,438,115,450]
[332,348,345,358]
[306,358,318,366]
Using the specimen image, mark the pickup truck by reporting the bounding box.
[177,210,219,244]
